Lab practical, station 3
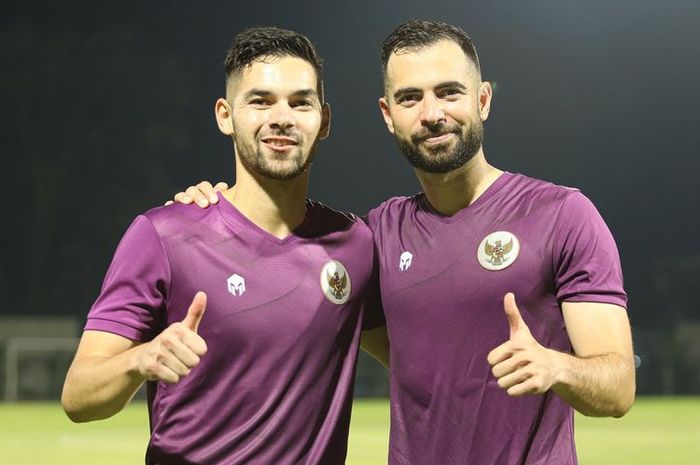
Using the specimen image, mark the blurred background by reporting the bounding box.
[2,0,699,405]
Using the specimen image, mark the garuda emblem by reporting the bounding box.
[477,231,520,271]
[320,260,351,304]
[327,269,348,300]
[484,238,514,266]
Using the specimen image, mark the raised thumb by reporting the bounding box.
[504,292,528,338]
[182,291,207,332]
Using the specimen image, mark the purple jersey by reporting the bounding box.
[86,193,379,465]
[366,172,626,465]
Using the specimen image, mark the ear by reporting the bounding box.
[319,102,331,140]
[215,98,234,136]
[478,81,493,121]
[378,97,395,134]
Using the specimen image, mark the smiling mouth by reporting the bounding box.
[421,133,454,145]
[261,137,298,151]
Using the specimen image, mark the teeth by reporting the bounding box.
[265,139,292,146]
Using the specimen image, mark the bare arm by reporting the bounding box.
[62,292,208,422]
[361,325,390,369]
[488,294,635,418]
[552,301,635,417]
[62,331,147,422]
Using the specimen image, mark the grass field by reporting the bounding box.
[1,397,698,464]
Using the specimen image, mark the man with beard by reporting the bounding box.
[174,20,634,465]
[62,27,382,465]
[368,20,634,464]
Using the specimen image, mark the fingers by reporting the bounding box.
[490,352,527,378]
[487,341,514,366]
[184,181,221,208]
[199,181,226,204]
[163,336,202,369]
[182,292,207,333]
[179,329,208,357]
[174,191,194,205]
[170,181,228,208]
[157,351,193,382]
[491,355,546,397]
[139,324,207,384]
[497,368,533,391]
[506,377,542,397]
[213,182,229,194]
[143,361,180,384]
[488,345,536,396]
[142,346,195,384]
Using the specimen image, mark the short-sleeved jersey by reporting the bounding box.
[365,172,626,465]
[86,193,378,465]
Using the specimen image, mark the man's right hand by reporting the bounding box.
[136,291,209,384]
[165,181,229,208]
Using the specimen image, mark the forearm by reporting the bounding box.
[62,346,146,422]
[552,350,635,417]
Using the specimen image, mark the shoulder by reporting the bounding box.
[364,194,421,230]
[507,173,580,203]
[305,199,372,239]
[502,173,593,218]
[140,202,218,236]
[505,175,612,243]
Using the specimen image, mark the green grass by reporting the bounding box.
[1,397,698,464]
[575,397,700,464]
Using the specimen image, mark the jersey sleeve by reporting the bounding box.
[85,215,170,341]
[552,192,627,308]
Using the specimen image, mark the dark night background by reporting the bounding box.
[2,1,699,394]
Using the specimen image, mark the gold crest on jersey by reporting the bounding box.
[320,260,351,304]
[477,231,520,271]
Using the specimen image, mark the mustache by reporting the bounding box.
[259,129,301,140]
[411,123,460,142]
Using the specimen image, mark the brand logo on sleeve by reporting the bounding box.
[320,260,351,304]
[227,273,246,296]
[477,231,520,271]
[399,251,413,271]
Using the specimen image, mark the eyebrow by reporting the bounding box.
[393,87,421,102]
[393,81,468,101]
[291,89,319,99]
[434,81,467,93]
[243,88,319,100]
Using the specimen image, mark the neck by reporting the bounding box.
[223,160,309,239]
[415,149,503,216]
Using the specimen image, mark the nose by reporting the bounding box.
[269,102,295,129]
[419,93,446,126]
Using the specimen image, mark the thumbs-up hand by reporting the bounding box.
[182,291,207,332]
[486,293,563,396]
[135,292,209,384]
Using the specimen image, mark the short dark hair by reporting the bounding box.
[223,26,325,101]
[381,20,480,83]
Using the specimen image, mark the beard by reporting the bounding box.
[234,127,321,181]
[395,119,484,174]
